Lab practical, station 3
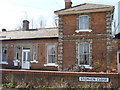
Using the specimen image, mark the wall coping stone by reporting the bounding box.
[1,69,120,77]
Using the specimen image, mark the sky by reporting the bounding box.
[0,0,119,31]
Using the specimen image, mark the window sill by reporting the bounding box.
[44,63,58,67]
[30,60,38,63]
[79,65,93,69]
[0,62,8,65]
[75,29,92,33]
[13,59,20,63]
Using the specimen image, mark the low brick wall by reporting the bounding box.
[1,69,120,88]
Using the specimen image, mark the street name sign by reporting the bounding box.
[79,77,109,82]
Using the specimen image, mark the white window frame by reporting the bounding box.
[33,45,37,60]
[22,48,31,62]
[1,46,8,64]
[15,46,20,60]
[79,15,89,30]
[22,48,31,69]
[75,15,92,33]
[44,44,58,67]
[78,43,92,69]
[31,45,38,63]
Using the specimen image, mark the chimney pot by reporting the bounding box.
[65,0,72,9]
[23,20,29,31]
[2,29,6,32]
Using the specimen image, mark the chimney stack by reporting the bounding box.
[23,20,29,31]
[65,0,72,9]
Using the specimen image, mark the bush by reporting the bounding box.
[1,83,16,88]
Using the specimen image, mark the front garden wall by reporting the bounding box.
[1,69,120,88]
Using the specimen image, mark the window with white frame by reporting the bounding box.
[33,46,37,60]
[2,46,8,62]
[47,45,56,64]
[78,43,90,65]
[23,48,30,61]
[15,46,21,60]
[79,15,89,30]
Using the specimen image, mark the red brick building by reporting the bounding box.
[55,0,119,72]
[0,1,120,73]
[0,20,59,71]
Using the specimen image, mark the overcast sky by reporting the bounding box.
[0,0,119,31]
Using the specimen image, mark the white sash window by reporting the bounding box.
[79,15,89,30]
[47,45,56,64]
[78,43,90,66]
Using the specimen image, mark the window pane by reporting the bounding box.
[47,45,56,64]
[15,46,20,60]
[84,54,89,65]
[33,52,37,60]
[48,55,52,63]
[84,44,89,54]
[79,55,84,64]
[48,45,55,54]
[33,46,37,60]
[23,52,26,61]
[52,55,55,63]
[16,53,19,59]
[48,46,51,54]
[52,48,56,54]
[2,54,7,62]
[79,44,84,54]
[27,52,30,61]
[79,43,90,65]
[2,47,7,62]
[79,16,89,30]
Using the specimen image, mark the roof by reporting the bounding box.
[55,3,114,15]
[0,28,58,40]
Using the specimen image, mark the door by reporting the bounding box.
[117,51,120,73]
[22,49,30,69]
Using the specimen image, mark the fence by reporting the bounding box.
[1,69,120,88]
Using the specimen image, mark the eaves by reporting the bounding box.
[0,37,58,41]
[55,7,114,15]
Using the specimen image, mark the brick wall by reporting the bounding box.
[63,15,77,35]
[62,41,76,69]
[91,12,106,34]
[92,40,107,71]
[62,12,107,35]
[58,11,114,72]
[2,38,58,70]
[1,69,120,88]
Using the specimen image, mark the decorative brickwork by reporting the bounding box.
[106,12,113,69]
[58,16,64,71]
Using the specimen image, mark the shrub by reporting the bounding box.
[1,83,16,88]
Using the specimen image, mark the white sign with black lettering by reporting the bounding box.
[79,77,109,82]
